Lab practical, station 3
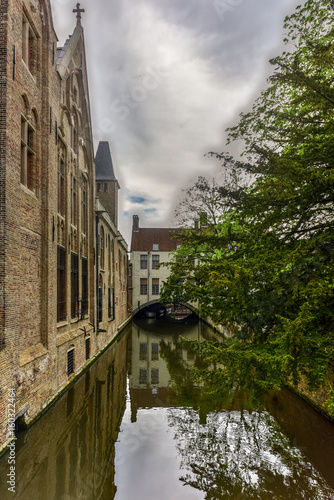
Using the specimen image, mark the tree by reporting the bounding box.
[162,0,334,410]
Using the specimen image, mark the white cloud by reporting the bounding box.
[51,0,302,243]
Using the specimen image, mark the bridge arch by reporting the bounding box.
[133,300,198,321]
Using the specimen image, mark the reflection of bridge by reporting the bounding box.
[133,300,199,322]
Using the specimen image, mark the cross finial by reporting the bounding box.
[73,3,85,25]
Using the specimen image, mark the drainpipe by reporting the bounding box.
[147,251,150,305]
[96,214,100,331]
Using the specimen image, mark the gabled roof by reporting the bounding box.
[131,227,180,252]
[56,39,70,65]
[95,141,119,184]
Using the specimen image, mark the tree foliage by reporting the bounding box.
[162,0,334,409]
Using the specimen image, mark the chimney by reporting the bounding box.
[133,215,139,232]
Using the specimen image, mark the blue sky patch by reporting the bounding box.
[128,196,146,204]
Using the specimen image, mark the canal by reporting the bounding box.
[1,319,334,499]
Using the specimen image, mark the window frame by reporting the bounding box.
[71,252,79,319]
[140,254,148,270]
[22,14,38,76]
[152,278,159,295]
[21,115,36,192]
[152,254,160,270]
[57,245,67,322]
[140,278,148,295]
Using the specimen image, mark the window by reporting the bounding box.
[97,183,101,192]
[81,176,88,235]
[104,183,108,192]
[21,115,35,191]
[108,287,115,320]
[140,254,148,269]
[151,369,159,385]
[71,122,78,154]
[71,253,79,319]
[71,174,77,226]
[98,275,103,323]
[151,343,159,361]
[58,143,66,215]
[99,227,105,269]
[98,288,103,323]
[57,246,66,322]
[140,343,148,361]
[152,278,159,295]
[85,338,90,360]
[140,278,148,295]
[139,369,147,385]
[152,255,160,270]
[73,85,78,104]
[81,258,88,317]
[67,349,74,376]
[22,15,37,74]
[153,244,159,251]
[108,236,111,271]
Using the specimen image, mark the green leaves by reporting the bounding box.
[162,0,334,406]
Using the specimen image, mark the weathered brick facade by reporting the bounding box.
[0,0,130,452]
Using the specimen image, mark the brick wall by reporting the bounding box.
[0,0,130,452]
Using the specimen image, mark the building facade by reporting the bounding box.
[0,0,129,452]
[95,142,128,342]
[130,215,180,315]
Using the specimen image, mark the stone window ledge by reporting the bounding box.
[20,343,48,367]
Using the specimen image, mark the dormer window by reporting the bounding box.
[153,244,159,251]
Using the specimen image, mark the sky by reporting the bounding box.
[50,0,301,243]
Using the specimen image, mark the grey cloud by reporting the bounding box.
[51,0,304,242]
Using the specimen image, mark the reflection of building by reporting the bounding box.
[0,327,129,500]
[0,2,129,451]
[128,321,217,421]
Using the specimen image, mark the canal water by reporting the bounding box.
[1,319,334,499]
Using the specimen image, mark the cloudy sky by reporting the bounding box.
[50,0,301,242]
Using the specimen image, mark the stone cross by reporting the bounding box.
[73,3,85,25]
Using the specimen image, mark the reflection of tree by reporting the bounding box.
[159,337,230,415]
[167,408,333,499]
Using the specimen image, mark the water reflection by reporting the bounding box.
[0,320,333,500]
[117,319,334,500]
[0,327,129,500]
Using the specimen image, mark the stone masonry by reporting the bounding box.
[0,0,130,452]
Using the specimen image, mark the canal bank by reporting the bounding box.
[0,318,333,499]
[202,315,334,423]
[0,317,132,458]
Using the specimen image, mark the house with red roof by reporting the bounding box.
[130,215,180,315]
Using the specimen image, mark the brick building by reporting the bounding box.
[0,1,129,452]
